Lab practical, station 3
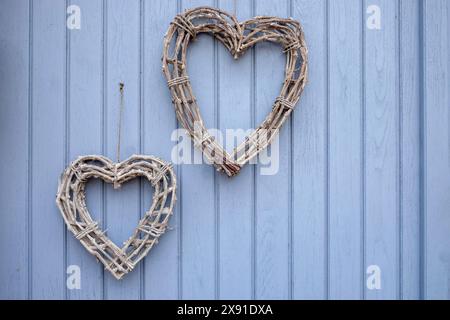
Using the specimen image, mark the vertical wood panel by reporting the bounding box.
[180,0,217,299]
[328,0,363,299]
[67,0,104,299]
[104,0,142,299]
[142,0,180,300]
[424,0,450,300]
[292,0,328,299]
[364,0,400,299]
[399,0,421,300]
[0,0,30,299]
[216,0,253,299]
[254,0,290,299]
[31,0,66,299]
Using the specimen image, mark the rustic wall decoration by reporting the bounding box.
[56,155,176,280]
[162,6,308,177]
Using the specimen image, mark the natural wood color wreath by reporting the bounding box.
[162,6,308,177]
[56,155,177,280]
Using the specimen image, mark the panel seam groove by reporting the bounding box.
[102,0,108,299]
[325,0,331,301]
[139,0,145,300]
[64,0,70,300]
[288,0,294,301]
[177,0,183,300]
[214,0,220,300]
[419,0,427,300]
[361,0,367,301]
[27,0,34,300]
[251,0,257,300]
[398,0,403,300]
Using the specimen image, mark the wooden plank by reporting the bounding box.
[0,0,30,299]
[180,0,217,299]
[254,0,290,299]
[30,0,66,299]
[328,0,363,299]
[104,0,142,299]
[399,0,421,300]
[216,0,253,299]
[291,0,328,299]
[66,0,104,299]
[423,0,450,300]
[364,0,400,299]
[142,0,180,300]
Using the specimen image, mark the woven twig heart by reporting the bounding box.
[162,6,308,176]
[56,155,176,280]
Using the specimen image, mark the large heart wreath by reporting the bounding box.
[162,6,308,177]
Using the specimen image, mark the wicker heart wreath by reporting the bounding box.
[163,7,308,177]
[56,155,176,280]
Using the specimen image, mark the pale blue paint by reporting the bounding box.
[0,0,449,300]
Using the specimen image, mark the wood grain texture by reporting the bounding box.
[399,0,421,300]
[180,0,217,299]
[0,0,29,299]
[254,0,290,299]
[292,0,328,300]
[67,0,104,299]
[364,0,400,300]
[328,0,363,299]
[31,0,66,299]
[103,0,141,299]
[423,0,450,300]
[142,0,180,300]
[217,0,253,299]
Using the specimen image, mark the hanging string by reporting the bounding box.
[116,82,125,163]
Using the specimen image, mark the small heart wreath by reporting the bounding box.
[56,155,176,280]
[162,6,308,177]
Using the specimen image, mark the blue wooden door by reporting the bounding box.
[1,0,449,300]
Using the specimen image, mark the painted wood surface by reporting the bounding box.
[328,0,363,299]
[0,0,449,300]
